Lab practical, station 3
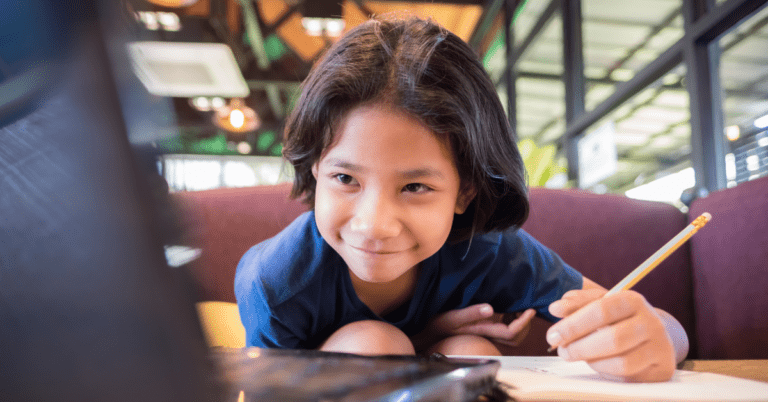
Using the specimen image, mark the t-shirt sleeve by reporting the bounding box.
[235,245,308,349]
[234,212,325,349]
[488,229,583,322]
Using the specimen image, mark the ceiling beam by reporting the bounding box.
[561,40,684,141]
[208,2,250,69]
[507,0,558,72]
[562,0,585,183]
[468,0,507,49]
[600,7,681,83]
[260,4,301,37]
[352,0,376,18]
[237,0,284,119]
[689,0,768,43]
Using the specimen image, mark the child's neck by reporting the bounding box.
[348,266,420,317]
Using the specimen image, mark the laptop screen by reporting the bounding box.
[0,2,220,400]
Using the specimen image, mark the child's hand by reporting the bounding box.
[412,304,536,351]
[547,289,676,382]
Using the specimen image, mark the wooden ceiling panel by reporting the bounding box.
[342,1,371,30]
[255,1,484,62]
[363,2,482,42]
[275,12,327,61]
[183,0,241,34]
[257,0,290,24]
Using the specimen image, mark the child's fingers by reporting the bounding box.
[546,291,645,349]
[433,303,494,332]
[506,308,536,345]
[507,309,535,335]
[556,314,647,362]
[548,288,605,318]
[584,340,676,382]
[457,322,516,339]
[458,309,536,342]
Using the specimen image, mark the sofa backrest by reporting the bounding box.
[174,183,308,303]
[517,187,697,356]
[688,175,768,359]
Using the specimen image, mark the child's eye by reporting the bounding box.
[332,173,356,185]
[403,183,431,193]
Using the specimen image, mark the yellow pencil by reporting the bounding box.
[547,212,712,352]
[605,212,711,296]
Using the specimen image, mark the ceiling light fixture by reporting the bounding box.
[128,42,249,98]
[301,0,345,37]
[214,98,260,133]
[301,18,346,37]
[754,114,768,129]
[145,0,199,7]
[725,125,740,142]
[189,96,226,112]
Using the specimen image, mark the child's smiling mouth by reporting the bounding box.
[347,243,417,258]
[350,245,401,255]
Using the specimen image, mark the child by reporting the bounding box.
[235,16,688,382]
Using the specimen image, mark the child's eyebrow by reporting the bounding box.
[400,168,446,181]
[323,158,446,180]
[324,158,363,172]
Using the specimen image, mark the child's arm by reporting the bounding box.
[546,277,689,382]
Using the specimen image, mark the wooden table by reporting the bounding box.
[680,360,768,383]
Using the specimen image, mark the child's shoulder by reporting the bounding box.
[244,211,316,258]
[235,211,332,298]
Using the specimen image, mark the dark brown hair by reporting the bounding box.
[282,16,528,242]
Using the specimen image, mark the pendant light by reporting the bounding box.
[213,98,260,133]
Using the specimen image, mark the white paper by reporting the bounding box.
[453,356,768,402]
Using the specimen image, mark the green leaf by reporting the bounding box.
[519,139,567,187]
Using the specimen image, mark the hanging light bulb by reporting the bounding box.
[229,109,245,129]
[214,98,260,133]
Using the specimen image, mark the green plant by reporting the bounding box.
[518,138,568,187]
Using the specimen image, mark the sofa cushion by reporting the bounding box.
[689,176,768,359]
[516,188,696,356]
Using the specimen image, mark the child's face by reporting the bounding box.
[312,103,474,284]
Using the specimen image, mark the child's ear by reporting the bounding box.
[311,162,319,179]
[455,184,476,214]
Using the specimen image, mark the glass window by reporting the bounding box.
[579,65,692,209]
[512,12,568,188]
[161,155,293,192]
[719,5,768,186]
[513,1,558,49]
[515,13,565,145]
[582,0,683,110]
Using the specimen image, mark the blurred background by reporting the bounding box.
[120,0,766,210]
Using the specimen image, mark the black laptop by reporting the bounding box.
[0,2,501,401]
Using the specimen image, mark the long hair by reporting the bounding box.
[282,16,528,242]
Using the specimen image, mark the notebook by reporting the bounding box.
[0,2,501,401]
[464,356,768,402]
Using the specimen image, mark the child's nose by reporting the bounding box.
[350,192,401,240]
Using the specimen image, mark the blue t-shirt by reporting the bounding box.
[235,211,582,349]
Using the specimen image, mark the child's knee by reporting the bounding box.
[427,335,501,356]
[320,320,415,355]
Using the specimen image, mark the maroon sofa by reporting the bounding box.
[174,175,768,359]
